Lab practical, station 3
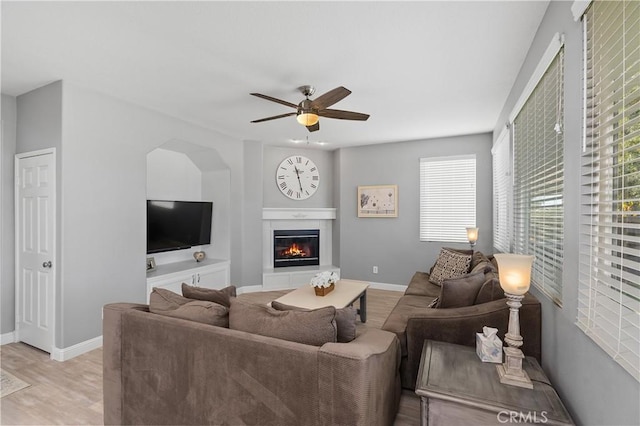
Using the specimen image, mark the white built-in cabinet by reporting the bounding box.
[146,258,230,302]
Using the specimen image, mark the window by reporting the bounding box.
[512,48,565,304]
[492,129,512,253]
[577,0,640,381]
[419,155,476,243]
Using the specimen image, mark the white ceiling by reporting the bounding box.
[1,1,549,150]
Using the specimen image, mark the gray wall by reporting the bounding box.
[1,94,17,336]
[493,1,640,424]
[336,133,493,284]
[263,146,334,208]
[15,81,64,345]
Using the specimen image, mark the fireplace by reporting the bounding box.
[273,229,320,268]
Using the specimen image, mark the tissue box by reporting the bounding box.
[476,329,503,363]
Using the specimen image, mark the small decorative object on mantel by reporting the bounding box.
[310,271,339,296]
[193,251,206,262]
[476,326,503,363]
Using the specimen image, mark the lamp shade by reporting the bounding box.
[297,112,319,126]
[493,253,534,295]
[466,227,479,244]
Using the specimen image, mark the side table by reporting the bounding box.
[415,340,573,425]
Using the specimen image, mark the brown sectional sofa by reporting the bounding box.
[103,302,401,426]
[382,253,542,390]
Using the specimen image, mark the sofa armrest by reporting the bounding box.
[318,329,401,426]
[102,303,149,425]
[404,294,541,390]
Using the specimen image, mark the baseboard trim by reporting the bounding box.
[0,331,16,345]
[51,336,103,362]
[236,285,264,295]
[368,281,407,292]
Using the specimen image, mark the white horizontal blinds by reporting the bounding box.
[513,48,565,304]
[419,155,476,242]
[492,130,512,253]
[578,0,640,381]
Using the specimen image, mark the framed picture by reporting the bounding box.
[146,257,156,273]
[358,185,398,218]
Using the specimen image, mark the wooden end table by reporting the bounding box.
[415,340,573,425]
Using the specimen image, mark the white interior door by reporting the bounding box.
[15,149,56,353]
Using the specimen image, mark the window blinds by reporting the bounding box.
[577,0,640,381]
[419,155,476,243]
[512,48,565,304]
[492,130,512,253]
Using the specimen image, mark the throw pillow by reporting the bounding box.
[229,299,337,346]
[149,287,192,314]
[471,251,495,272]
[474,272,505,304]
[429,248,473,286]
[271,300,358,343]
[435,271,486,308]
[182,284,237,308]
[149,288,229,327]
[429,247,473,275]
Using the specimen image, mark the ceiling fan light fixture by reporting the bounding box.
[296,111,319,126]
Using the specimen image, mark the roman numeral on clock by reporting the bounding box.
[280,182,287,190]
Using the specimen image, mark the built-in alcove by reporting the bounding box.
[146,139,231,266]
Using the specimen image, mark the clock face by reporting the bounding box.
[276,155,320,200]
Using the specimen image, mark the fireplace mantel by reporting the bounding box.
[262,208,336,221]
[262,207,338,289]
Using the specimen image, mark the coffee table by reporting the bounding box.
[273,279,370,322]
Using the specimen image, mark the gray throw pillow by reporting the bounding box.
[182,283,236,308]
[429,248,473,285]
[435,271,486,308]
[271,300,357,343]
[229,299,337,346]
[149,288,229,327]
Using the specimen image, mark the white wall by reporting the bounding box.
[147,148,202,201]
[1,94,17,336]
[493,1,640,424]
[336,133,493,285]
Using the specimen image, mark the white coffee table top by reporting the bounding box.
[273,279,370,310]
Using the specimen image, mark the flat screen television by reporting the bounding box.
[147,200,213,254]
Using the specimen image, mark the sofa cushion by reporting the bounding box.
[149,288,229,327]
[470,252,496,274]
[149,287,191,314]
[429,248,473,285]
[271,300,358,343]
[405,272,441,297]
[182,283,236,308]
[435,271,486,308]
[381,295,436,356]
[474,272,505,304]
[229,298,337,346]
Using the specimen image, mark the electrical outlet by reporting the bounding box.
[373,266,378,274]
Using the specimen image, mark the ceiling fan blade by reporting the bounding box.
[250,112,297,123]
[310,86,351,110]
[318,109,370,121]
[250,93,298,109]
[306,122,320,132]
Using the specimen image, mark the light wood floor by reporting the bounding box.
[0,288,420,425]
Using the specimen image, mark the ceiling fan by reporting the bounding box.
[250,85,370,132]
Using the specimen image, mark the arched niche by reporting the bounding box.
[146,139,230,265]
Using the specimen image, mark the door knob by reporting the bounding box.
[42,261,52,268]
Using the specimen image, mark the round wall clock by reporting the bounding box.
[276,155,320,200]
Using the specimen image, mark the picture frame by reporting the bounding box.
[358,184,398,218]
[146,257,156,273]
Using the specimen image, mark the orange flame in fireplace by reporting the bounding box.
[281,243,308,258]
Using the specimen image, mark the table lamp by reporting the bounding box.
[466,227,479,249]
[493,253,535,389]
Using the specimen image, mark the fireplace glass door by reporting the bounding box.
[273,229,320,268]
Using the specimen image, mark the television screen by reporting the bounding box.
[147,200,213,254]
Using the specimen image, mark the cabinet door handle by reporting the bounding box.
[191,275,195,285]
[197,273,201,284]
